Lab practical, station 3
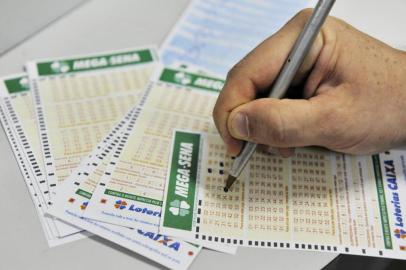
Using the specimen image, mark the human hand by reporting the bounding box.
[213,9,406,157]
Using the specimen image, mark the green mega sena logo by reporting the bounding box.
[4,76,29,94]
[163,131,201,231]
[159,68,224,93]
[36,48,154,76]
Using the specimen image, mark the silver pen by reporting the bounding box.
[224,0,336,192]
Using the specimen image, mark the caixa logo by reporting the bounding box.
[114,200,161,217]
[394,228,406,239]
[114,200,127,210]
[137,229,182,251]
[80,201,89,210]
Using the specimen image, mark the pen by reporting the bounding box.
[224,0,336,192]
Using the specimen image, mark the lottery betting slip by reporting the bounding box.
[26,46,157,205]
[47,106,201,270]
[0,74,89,246]
[161,130,406,260]
[79,66,236,253]
[160,0,311,76]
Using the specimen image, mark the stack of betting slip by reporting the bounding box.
[2,1,406,270]
[2,46,237,269]
[0,46,206,270]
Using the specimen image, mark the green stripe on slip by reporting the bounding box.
[163,131,201,231]
[159,68,224,92]
[104,189,162,206]
[4,76,29,94]
[372,155,393,249]
[37,48,154,76]
[76,189,92,199]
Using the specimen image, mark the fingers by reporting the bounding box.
[268,146,295,157]
[277,147,295,158]
[258,145,295,158]
[213,9,325,156]
[226,97,325,148]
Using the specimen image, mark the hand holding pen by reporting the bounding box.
[212,1,406,190]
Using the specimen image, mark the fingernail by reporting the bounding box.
[267,146,278,155]
[232,112,249,138]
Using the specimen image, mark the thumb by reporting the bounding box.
[227,97,324,148]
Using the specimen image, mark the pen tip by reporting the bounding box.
[224,175,237,193]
